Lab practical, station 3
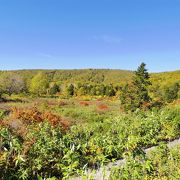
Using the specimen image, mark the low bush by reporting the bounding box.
[97,104,109,111]
[79,101,90,106]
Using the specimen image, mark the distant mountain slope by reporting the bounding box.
[151,70,180,87]
[0,69,179,85]
[0,69,133,85]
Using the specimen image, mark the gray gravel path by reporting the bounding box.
[72,138,180,180]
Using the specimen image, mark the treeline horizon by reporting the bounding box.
[1,68,180,73]
[0,68,180,81]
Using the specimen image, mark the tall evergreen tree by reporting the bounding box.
[133,62,151,106]
[120,63,151,111]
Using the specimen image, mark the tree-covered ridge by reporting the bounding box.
[0,69,133,84]
[0,69,179,85]
[151,70,180,86]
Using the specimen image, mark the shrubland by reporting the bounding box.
[0,103,180,179]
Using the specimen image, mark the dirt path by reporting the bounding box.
[72,138,180,180]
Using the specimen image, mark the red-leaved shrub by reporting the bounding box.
[8,107,70,130]
[79,101,90,106]
[97,104,109,111]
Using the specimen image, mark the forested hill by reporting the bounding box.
[0,69,133,85]
[150,70,180,86]
[0,69,179,85]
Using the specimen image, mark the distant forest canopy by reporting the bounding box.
[0,69,133,85]
[0,69,179,85]
[0,68,179,104]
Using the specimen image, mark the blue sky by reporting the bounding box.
[0,0,180,72]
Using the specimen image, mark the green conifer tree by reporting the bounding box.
[120,63,151,111]
[67,84,75,96]
[133,62,151,106]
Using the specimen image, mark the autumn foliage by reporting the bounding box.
[79,101,90,106]
[97,104,109,111]
[8,107,70,130]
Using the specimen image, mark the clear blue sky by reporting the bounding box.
[0,0,180,72]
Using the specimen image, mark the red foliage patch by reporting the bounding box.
[11,107,43,123]
[42,111,70,130]
[97,104,109,111]
[8,107,71,130]
[79,101,90,106]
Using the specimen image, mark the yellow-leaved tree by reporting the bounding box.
[30,72,49,96]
